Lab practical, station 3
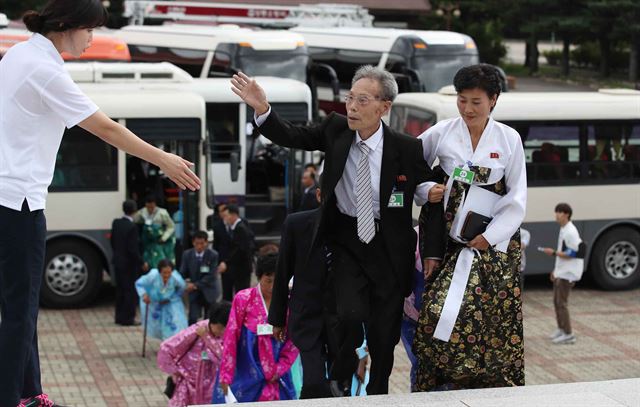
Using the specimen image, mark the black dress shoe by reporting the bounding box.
[329,380,350,397]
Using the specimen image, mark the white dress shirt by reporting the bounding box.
[0,34,98,211]
[418,117,527,246]
[255,108,432,218]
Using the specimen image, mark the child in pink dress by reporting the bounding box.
[158,301,231,407]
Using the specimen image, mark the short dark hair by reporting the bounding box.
[304,163,317,171]
[156,259,174,271]
[192,230,208,241]
[255,253,278,279]
[23,0,108,35]
[226,204,240,216]
[555,203,573,219]
[122,199,137,215]
[208,301,232,326]
[145,194,157,204]
[453,64,502,109]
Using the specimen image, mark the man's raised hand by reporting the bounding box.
[230,72,270,115]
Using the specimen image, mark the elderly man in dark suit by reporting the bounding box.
[180,230,220,325]
[218,204,255,300]
[111,199,144,326]
[298,170,319,212]
[231,65,445,395]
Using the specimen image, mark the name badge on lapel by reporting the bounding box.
[199,265,210,274]
[388,192,404,208]
[257,324,273,336]
[201,351,210,360]
[452,167,475,185]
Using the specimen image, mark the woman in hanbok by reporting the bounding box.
[158,301,232,407]
[136,259,188,341]
[134,194,176,268]
[212,254,299,403]
[413,64,527,391]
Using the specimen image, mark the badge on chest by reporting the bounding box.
[452,167,475,184]
[387,192,404,208]
[257,323,273,336]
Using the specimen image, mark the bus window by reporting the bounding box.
[509,122,581,185]
[209,43,234,78]
[50,127,117,192]
[129,45,207,77]
[206,103,240,162]
[389,106,436,137]
[235,46,309,83]
[410,46,478,92]
[586,123,640,182]
[309,47,382,88]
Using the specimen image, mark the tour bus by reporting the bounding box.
[0,27,131,61]
[290,26,482,115]
[44,81,207,308]
[388,88,640,290]
[66,61,312,267]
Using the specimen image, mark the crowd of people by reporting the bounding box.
[0,1,589,406]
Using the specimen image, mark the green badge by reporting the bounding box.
[388,192,404,208]
[201,351,209,360]
[452,167,475,184]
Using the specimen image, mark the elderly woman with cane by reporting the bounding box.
[0,0,199,405]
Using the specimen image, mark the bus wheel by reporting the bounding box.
[590,227,640,290]
[41,240,103,308]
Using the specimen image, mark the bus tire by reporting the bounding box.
[41,240,103,308]
[590,227,640,290]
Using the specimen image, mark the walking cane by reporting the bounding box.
[141,303,149,358]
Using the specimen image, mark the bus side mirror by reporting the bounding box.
[229,151,240,182]
[311,63,340,101]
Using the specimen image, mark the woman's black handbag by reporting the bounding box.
[164,376,176,398]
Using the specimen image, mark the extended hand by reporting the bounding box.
[196,325,208,338]
[272,326,285,342]
[268,374,280,383]
[186,282,197,292]
[468,234,490,251]
[543,247,555,256]
[220,382,229,396]
[157,151,201,191]
[428,184,445,203]
[423,259,441,280]
[231,72,270,115]
[217,262,227,274]
[143,294,151,304]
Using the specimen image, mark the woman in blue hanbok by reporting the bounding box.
[136,259,188,340]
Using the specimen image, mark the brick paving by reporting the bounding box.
[37,285,640,405]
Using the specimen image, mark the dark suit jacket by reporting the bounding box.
[226,220,254,278]
[213,217,231,260]
[268,209,326,351]
[257,111,444,296]
[298,185,320,212]
[110,217,143,274]
[180,248,220,304]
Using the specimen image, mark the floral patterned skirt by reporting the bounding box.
[412,236,525,391]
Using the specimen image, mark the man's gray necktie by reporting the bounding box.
[356,141,375,244]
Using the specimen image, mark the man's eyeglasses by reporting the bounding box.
[343,94,383,106]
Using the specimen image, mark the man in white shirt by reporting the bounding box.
[541,203,584,345]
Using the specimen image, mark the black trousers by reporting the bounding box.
[188,291,211,325]
[114,266,139,325]
[221,270,250,301]
[299,343,332,399]
[327,213,404,395]
[0,201,46,406]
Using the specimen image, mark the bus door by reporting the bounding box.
[124,117,203,256]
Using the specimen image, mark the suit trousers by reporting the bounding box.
[188,291,211,325]
[327,213,404,395]
[298,339,332,399]
[0,201,45,406]
[114,266,139,325]
[221,270,250,301]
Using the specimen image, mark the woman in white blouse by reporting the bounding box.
[413,64,527,391]
[0,1,199,405]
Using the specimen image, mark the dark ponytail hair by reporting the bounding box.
[23,0,108,35]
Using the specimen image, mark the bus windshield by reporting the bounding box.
[412,53,478,92]
[236,48,308,82]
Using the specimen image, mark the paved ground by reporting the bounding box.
[38,282,640,406]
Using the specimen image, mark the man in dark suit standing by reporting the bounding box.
[231,65,445,395]
[218,204,254,300]
[298,170,319,212]
[180,230,221,325]
[269,186,334,399]
[111,199,144,326]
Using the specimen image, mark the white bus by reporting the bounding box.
[44,82,207,308]
[290,26,481,115]
[68,61,313,241]
[389,88,640,290]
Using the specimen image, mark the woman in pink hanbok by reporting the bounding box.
[158,301,232,407]
[213,254,299,403]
